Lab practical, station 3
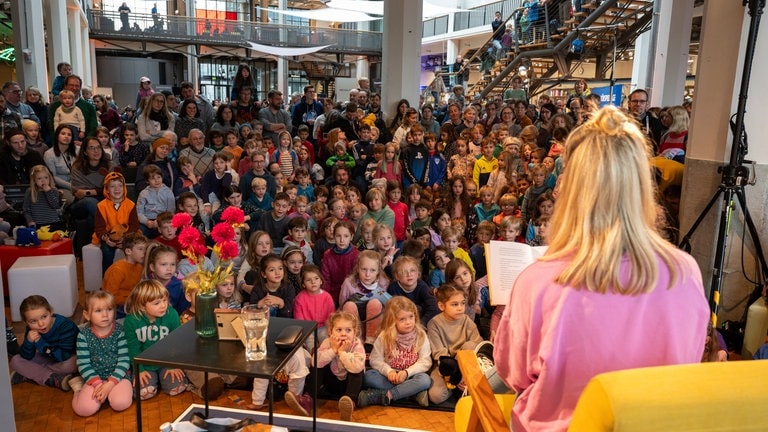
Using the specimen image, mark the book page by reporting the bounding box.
[485,241,547,305]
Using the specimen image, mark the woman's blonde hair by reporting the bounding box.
[124,280,169,316]
[666,105,690,134]
[378,296,427,360]
[542,106,684,295]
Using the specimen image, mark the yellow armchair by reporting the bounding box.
[569,360,768,431]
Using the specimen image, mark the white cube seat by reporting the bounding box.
[9,255,77,321]
[82,243,125,292]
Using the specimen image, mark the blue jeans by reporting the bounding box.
[101,242,117,275]
[364,369,431,401]
[492,39,503,60]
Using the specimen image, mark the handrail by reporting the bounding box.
[480,0,640,98]
[87,10,383,54]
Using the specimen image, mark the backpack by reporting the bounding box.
[571,38,584,54]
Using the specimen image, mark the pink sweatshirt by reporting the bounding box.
[494,251,709,431]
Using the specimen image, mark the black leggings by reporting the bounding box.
[307,365,363,401]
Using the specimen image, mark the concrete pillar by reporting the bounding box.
[680,0,767,323]
[649,0,694,107]
[82,27,93,87]
[630,30,651,92]
[381,0,423,113]
[276,0,288,96]
[187,46,199,89]
[10,0,47,93]
[46,0,70,99]
[68,10,85,79]
[89,41,98,89]
[445,39,457,65]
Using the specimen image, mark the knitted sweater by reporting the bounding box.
[387,279,439,324]
[426,312,483,361]
[321,245,361,304]
[293,289,336,328]
[315,336,366,380]
[102,260,143,306]
[19,313,78,362]
[76,322,130,385]
[369,331,432,377]
[23,188,62,226]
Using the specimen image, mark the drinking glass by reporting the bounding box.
[241,304,269,361]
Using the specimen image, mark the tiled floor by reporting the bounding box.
[7,261,455,431]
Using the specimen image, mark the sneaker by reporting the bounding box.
[475,341,495,374]
[140,385,157,400]
[68,376,84,393]
[246,402,266,410]
[10,371,26,385]
[45,373,72,392]
[200,376,224,400]
[414,390,429,407]
[356,388,388,408]
[338,395,355,421]
[285,390,312,417]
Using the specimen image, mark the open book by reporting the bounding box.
[484,241,547,305]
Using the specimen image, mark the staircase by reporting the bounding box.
[301,61,326,79]
[471,0,654,100]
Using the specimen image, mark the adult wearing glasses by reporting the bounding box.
[291,85,323,137]
[2,81,40,125]
[627,89,664,150]
[47,75,98,139]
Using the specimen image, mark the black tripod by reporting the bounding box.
[679,0,767,325]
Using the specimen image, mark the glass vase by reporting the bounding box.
[195,292,218,338]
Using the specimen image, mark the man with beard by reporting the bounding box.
[628,89,663,151]
[47,75,98,138]
[0,128,44,185]
[366,93,389,142]
[326,102,360,142]
[259,90,293,147]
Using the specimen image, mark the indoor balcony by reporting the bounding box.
[87,10,382,56]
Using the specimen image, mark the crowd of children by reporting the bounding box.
[8,88,701,423]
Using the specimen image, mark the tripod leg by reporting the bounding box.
[708,187,734,325]
[679,187,725,252]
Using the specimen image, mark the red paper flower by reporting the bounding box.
[221,207,245,224]
[211,223,235,244]
[192,242,208,258]
[218,240,239,261]
[172,213,193,229]
[178,226,202,248]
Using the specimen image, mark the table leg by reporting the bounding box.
[313,326,318,432]
[134,360,143,432]
[204,371,209,418]
[269,379,274,424]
